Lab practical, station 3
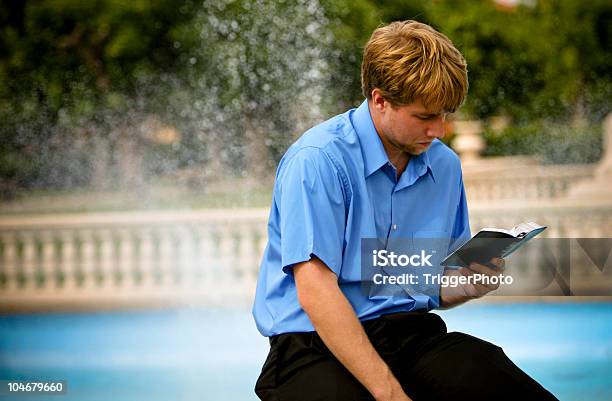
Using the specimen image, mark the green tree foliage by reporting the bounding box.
[322,0,610,163]
[425,0,610,161]
[323,0,611,123]
[1,0,610,196]
[0,0,198,195]
[428,0,611,122]
[0,0,336,195]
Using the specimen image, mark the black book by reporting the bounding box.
[441,222,547,267]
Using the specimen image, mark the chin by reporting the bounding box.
[407,147,426,156]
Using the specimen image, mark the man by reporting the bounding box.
[252,20,558,401]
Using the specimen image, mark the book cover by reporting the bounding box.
[441,222,547,267]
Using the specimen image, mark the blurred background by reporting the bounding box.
[0,0,611,400]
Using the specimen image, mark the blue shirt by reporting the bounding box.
[252,100,471,337]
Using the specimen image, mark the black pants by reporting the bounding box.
[255,311,559,401]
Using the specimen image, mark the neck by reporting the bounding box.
[381,138,410,178]
[368,101,410,178]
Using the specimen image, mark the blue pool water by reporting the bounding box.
[1,303,611,401]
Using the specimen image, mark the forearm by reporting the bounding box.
[295,261,406,401]
[306,285,401,398]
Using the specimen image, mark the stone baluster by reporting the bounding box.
[60,230,78,290]
[236,225,258,299]
[1,233,17,292]
[175,226,194,288]
[39,231,57,291]
[187,226,203,289]
[157,227,175,287]
[117,229,135,289]
[201,225,219,302]
[216,224,236,301]
[78,230,97,289]
[20,232,37,290]
[192,227,203,287]
[97,229,115,290]
[195,225,213,290]
[137,227,155,289]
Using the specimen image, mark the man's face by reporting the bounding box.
[374,98,447,156]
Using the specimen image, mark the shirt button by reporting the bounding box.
[392,224,397,231]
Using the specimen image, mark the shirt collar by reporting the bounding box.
[351,99,436,182]
[351,100,391,178]
[403,148,436,186]
[420,148,436,183]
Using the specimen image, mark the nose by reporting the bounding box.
[425,116,445,139]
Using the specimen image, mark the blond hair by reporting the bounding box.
[361,20,468,112]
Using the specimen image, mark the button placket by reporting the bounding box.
[389,186,399,237]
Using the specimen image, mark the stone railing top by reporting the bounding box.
[462,161,595,178]
[0,208,270,230]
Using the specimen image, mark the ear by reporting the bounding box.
[370,89,389,114]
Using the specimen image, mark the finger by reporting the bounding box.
[481,277,500,291]
[465,264,501,292]
[452,268,479,297]
[472,278,499,293]
[458,266,473,277]
[489,257,506,271]
[458,267,499,294]
[467,262,499,276]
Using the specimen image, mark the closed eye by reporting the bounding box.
[417,113,448,121]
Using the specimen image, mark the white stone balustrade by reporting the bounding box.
[0,210,269,310]
[0,201,610,311]
[463,163,595,203]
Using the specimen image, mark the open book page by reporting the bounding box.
[479,222,546,238]
[509,222,546,238]
[501,223,547,257]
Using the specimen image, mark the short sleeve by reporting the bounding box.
[278,147,346,275]
[448,175,471,254]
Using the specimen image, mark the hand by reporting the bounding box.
[440,257,505,307]
[373,379,413,401]
[378,393,413,401]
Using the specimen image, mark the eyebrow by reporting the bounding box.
[414,111,444,117]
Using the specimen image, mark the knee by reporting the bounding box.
[446,332,504,354]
